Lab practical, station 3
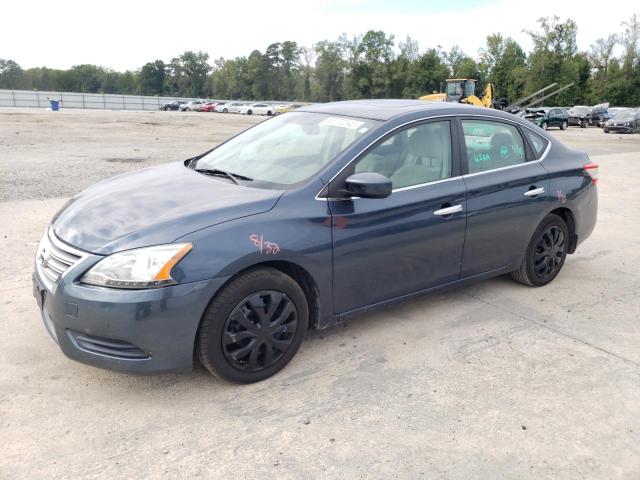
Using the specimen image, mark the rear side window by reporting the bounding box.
[461,120,525,173]
[522,129,549,159]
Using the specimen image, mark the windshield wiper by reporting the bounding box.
[194,168,253,184]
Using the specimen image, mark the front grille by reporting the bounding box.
[35,227,85,293]
[67,330,149,360]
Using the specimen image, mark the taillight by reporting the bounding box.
[584,162,599,185]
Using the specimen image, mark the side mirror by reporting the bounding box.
[344,172,392,199]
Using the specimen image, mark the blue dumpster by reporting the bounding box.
[50,100,59,111]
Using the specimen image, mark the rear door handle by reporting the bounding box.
[434,204,463,216]
[524,187,545,197]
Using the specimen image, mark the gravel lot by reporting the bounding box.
[1,108,639,479]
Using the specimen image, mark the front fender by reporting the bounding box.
[174,184,335,324]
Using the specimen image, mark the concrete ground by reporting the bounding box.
[0,108,639,479]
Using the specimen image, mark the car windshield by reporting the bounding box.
[195,112,380,187]
[613,111,635,120]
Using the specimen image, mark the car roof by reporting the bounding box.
[297,99,516,122]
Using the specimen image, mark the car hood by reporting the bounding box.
[53,162,284,255]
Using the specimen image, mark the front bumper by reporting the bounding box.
[604,125,633,133]
[33,262,229,374]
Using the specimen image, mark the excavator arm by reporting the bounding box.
[460,83,494,108]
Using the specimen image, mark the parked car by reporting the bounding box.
[275,104,302,114]
[219,102,247,113]
[33,100,598,383]
[603,109,640,133]
[590,103,610,127]
[213,102,227,112]
[159,100,183,111]
[523,107,569,130]
[198,102,218,112]
[568,106,592,128]
[180,100,207,111]
[239,103,275,116]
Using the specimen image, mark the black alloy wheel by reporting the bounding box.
[222,291,298,372]
[511,214,569,287]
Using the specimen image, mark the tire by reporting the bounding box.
[197,267,309,383]
[560,121,567,130]
[267,110,273,116]
[580,120,586,128]
[247,110,253,115]
[185,107,190,112]
[541,122,548,130]
[223,108,228,113]
[510,214,569,287]
[604,129,609,133]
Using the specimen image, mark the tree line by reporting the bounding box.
[1,15,639,106]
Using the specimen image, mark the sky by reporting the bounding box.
[1,0,637,71]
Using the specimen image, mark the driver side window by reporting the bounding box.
[355,121,452,189]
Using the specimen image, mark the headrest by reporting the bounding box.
[408,127,442,157]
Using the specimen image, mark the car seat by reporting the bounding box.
[390,126,450,188]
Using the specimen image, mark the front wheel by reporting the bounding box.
[560,120,568,130]
[580,120,586,128]
[197,267,308,383]
[247,110,252,115]
[541,122,548,130]
[267,110,273,116]
[510,214,569,287]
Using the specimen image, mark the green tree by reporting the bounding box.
[525,16,587,105]
[0,59,25,89]
[314,40,344,101]
[356,30,395,98]
[480,34,527,101]
[403,48,449,98]
[139,60,166,95]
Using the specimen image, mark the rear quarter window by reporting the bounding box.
[522,128,549,159]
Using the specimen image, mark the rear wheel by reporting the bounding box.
[267,110,273,116]
[510,214,569,287]
[580,119,587,128]
[197,267,308,383]
[247,110,253,115]
[223,108,228,113]
[560,120,568,130]
[541,122,548,130]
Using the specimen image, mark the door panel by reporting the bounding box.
[328,119,466,314]
[330,179,467,313]
[461,163,549,276]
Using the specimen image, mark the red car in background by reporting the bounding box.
[197,102,218,112]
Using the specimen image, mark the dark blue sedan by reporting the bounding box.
[33,100,598,383]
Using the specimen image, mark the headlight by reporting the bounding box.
[81,243,192,289]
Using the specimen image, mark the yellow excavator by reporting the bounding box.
[420,78,575,113]
[420,78,502,108]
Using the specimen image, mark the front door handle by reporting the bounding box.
[524,187,545,197]
[434,204,463,216]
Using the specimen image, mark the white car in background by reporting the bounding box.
[179,100,208,111]
[219,102,247,113]
[239,103,275,116]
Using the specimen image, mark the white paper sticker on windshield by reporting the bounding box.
[320,117,365,130]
